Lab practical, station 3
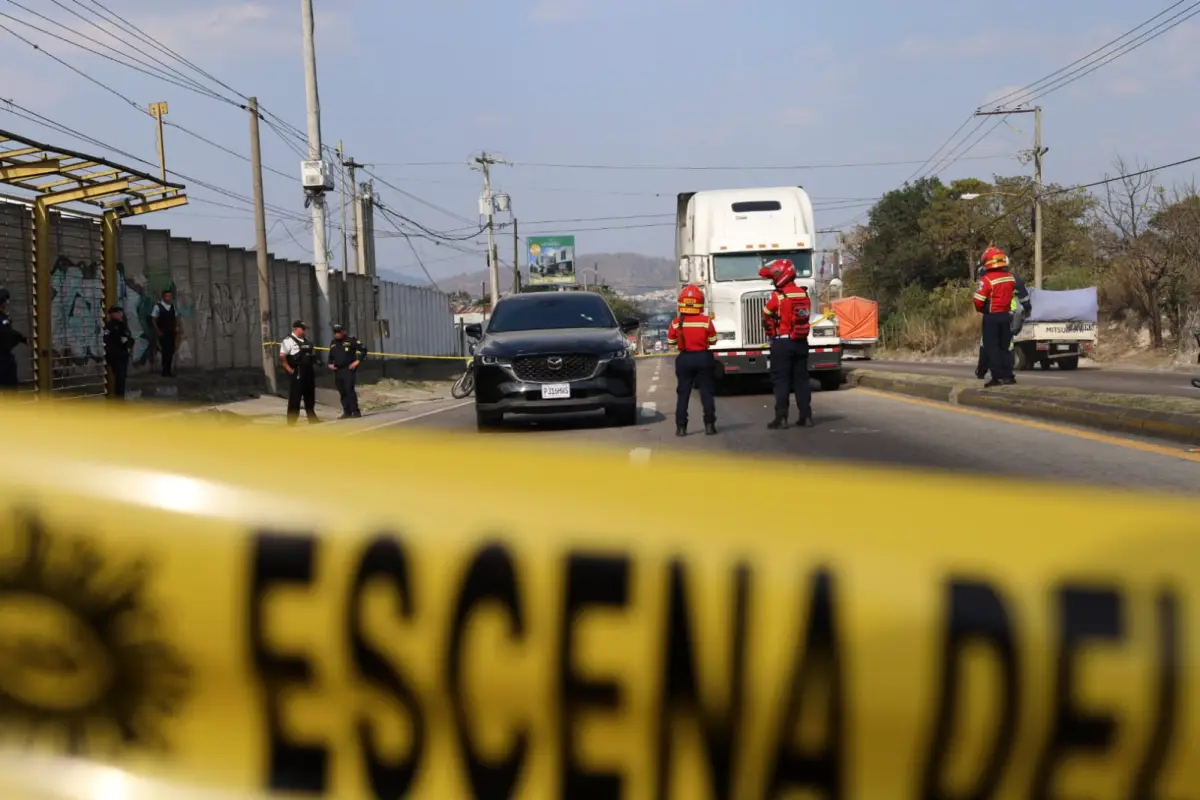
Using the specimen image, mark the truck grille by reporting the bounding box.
[740,291,772,347]
[512,354,598,382]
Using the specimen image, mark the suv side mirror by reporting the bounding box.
[619,317,640,333]
[464,323,483,339]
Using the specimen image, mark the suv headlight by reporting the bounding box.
[604,349,633,360]
[478,355,509,366]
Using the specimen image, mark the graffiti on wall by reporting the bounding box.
[193,282,252,340]
[48,256,252,376]
[49,256,161,378]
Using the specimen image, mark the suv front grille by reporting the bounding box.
[741,291,772,347]
[512,354,598,382]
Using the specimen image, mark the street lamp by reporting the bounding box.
[957,191,1042,288]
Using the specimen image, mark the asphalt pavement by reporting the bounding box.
[856,358,1200,398]
[322,358,1200,495]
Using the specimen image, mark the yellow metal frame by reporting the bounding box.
[0,128,189,396]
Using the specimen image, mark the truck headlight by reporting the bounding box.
[717,331,736,340]
[812,327,835,338]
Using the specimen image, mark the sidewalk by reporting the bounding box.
[147,377,455,425]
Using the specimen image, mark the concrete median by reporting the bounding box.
[844,369,1200,446]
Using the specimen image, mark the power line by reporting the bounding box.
[502,155,1004,171]
[984,1,1200,109]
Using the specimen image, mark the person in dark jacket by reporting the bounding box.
[327,324,367,418]
[0,287,27,392]
[103,305,135,399]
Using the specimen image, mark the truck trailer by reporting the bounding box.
[674,187,843,391]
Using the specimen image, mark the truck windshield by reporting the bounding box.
[712,250,815,281]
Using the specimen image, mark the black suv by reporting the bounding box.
[466,292,640,429]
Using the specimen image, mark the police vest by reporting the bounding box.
[157,303,177,335]
[286,335,315,369]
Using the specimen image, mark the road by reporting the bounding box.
[322,359,1200,495]
[856,358,1200,398]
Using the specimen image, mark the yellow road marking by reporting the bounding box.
[856,387,1200,463]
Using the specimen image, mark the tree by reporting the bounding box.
[1095,157,1170,347]
[846,177,953,306]
[595,285,646,321]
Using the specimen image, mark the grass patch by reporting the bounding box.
[852,369,1200,416]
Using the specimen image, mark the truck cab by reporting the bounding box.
[675,187,843,391]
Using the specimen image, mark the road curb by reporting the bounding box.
[844,371,1200,445]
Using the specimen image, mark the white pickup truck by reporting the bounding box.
[1013,287,1098,371]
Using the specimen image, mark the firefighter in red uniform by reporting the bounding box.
[667,284,718,436]
[973,245,1019,387]
[760,258,814,428]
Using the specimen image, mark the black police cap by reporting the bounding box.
[292,319,307,329]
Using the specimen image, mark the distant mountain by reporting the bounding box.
[378,269,429,286]
[436,252,675,296]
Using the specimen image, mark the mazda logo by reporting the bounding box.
[547,357,563,369]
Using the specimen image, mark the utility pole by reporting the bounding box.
[470,151,510,307]
[301,0,331,341]
[341,155,363,272]
[248,97,276,395]
[337,140,350,327]
[149,101,168,181]
[512,218,520,294]
[974,107,1046,288]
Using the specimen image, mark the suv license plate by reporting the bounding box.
[541,383,570,399]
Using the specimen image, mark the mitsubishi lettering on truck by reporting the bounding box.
[675,187,843,391]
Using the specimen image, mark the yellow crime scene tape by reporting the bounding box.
[2,400,1198,799]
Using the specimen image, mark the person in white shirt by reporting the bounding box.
[279,320,320,425]
[150,289,180,377]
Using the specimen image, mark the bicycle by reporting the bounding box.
[451,338,478,399]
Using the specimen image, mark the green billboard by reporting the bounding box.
[527,235,576,285]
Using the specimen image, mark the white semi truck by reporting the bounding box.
[675,187,843,390]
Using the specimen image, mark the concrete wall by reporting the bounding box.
[0,202,458,395]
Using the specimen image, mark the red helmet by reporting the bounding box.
[677,283,705,315]
[759,258,797,287]
[981,246,1008,270]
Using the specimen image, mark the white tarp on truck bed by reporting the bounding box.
[1026,287,1098,322]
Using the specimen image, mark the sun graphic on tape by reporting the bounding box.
[0,508,192,756]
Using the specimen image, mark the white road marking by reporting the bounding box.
[347,400,474,434]
[640,401,657,421]
[629,447,652,464]
[649,383,657,393]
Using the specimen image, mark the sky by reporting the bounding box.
[2,0,1198,288]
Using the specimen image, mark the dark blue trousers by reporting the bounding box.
[770,337,811,418]
[981,312,1014,381]
[674,350,715,427]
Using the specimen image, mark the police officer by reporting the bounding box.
[0,287,28,392]
[974,259,1031,379]
[327,323,367,419]
[667,284,718,436]
[103,305,135,399]
[151,289,180,377]
[279,319,320,425]
[973,246,1020,387]
[760,258,814,429]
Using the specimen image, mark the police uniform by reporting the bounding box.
[279,320,320,425]
[759,259,814,429]
[328,324,367,418]
[667,284,718,436]
[973,247,1020,386]
[0,287,27,391]
[103,305,135,399]
[151,294,179,377]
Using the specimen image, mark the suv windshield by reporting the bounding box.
[712,250,815,281]
[487,294,618,333]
